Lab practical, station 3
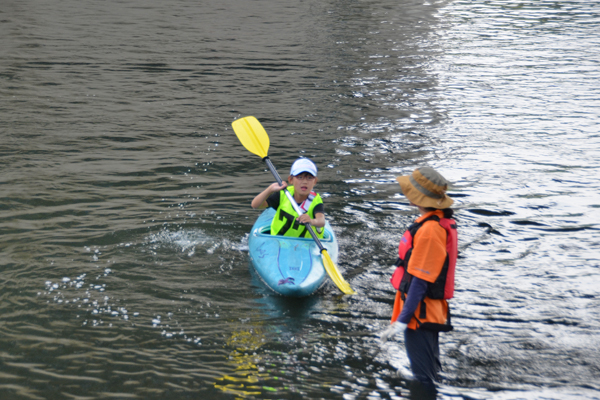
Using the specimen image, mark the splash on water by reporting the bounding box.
[145,228,211,256]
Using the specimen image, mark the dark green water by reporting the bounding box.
[1,0,599,399]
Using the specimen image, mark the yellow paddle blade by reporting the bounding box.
[231,116,270,159]
[321,250,355,295]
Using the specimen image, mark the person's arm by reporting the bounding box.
[396,277,428,324]
[251,182,287,209]
[380,281,425,341]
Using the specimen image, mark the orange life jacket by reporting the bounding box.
[390,215,458,332]
[390,215,457,299]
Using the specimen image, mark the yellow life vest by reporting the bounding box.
[270,187,325,239]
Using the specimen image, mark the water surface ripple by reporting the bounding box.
[1,0,599,399]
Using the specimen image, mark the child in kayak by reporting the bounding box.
[251,158,325,238]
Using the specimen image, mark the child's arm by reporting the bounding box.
[251,182,287,209]
[297,211,325,228]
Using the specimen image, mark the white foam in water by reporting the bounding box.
[40,267,149,335]
[145,228,212,255]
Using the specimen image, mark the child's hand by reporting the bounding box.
[251,182,288,209]
[296,214,312,225]
[269,182,287,192]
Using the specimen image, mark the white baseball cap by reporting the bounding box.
[290,158,317,177]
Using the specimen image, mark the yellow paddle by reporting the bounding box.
[232,116,355,295]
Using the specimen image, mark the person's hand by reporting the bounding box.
[297,214,312,224]
[269,182,287,192]
[378,321,407,342]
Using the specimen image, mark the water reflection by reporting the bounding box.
[215,325,269,397]
[2,0,600,398]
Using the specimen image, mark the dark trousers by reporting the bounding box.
[404,328,441,389]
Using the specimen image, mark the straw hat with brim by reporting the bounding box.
[396,167,454,209]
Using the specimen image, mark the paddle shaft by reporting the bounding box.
[263,156,327,253]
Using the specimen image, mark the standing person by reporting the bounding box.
[379,167,458,393]
[251,158,325,238]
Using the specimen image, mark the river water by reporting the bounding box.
[1,0,599,399]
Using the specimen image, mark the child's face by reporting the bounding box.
[289,172,317,196]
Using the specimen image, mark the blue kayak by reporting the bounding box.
[248,208,338,297]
